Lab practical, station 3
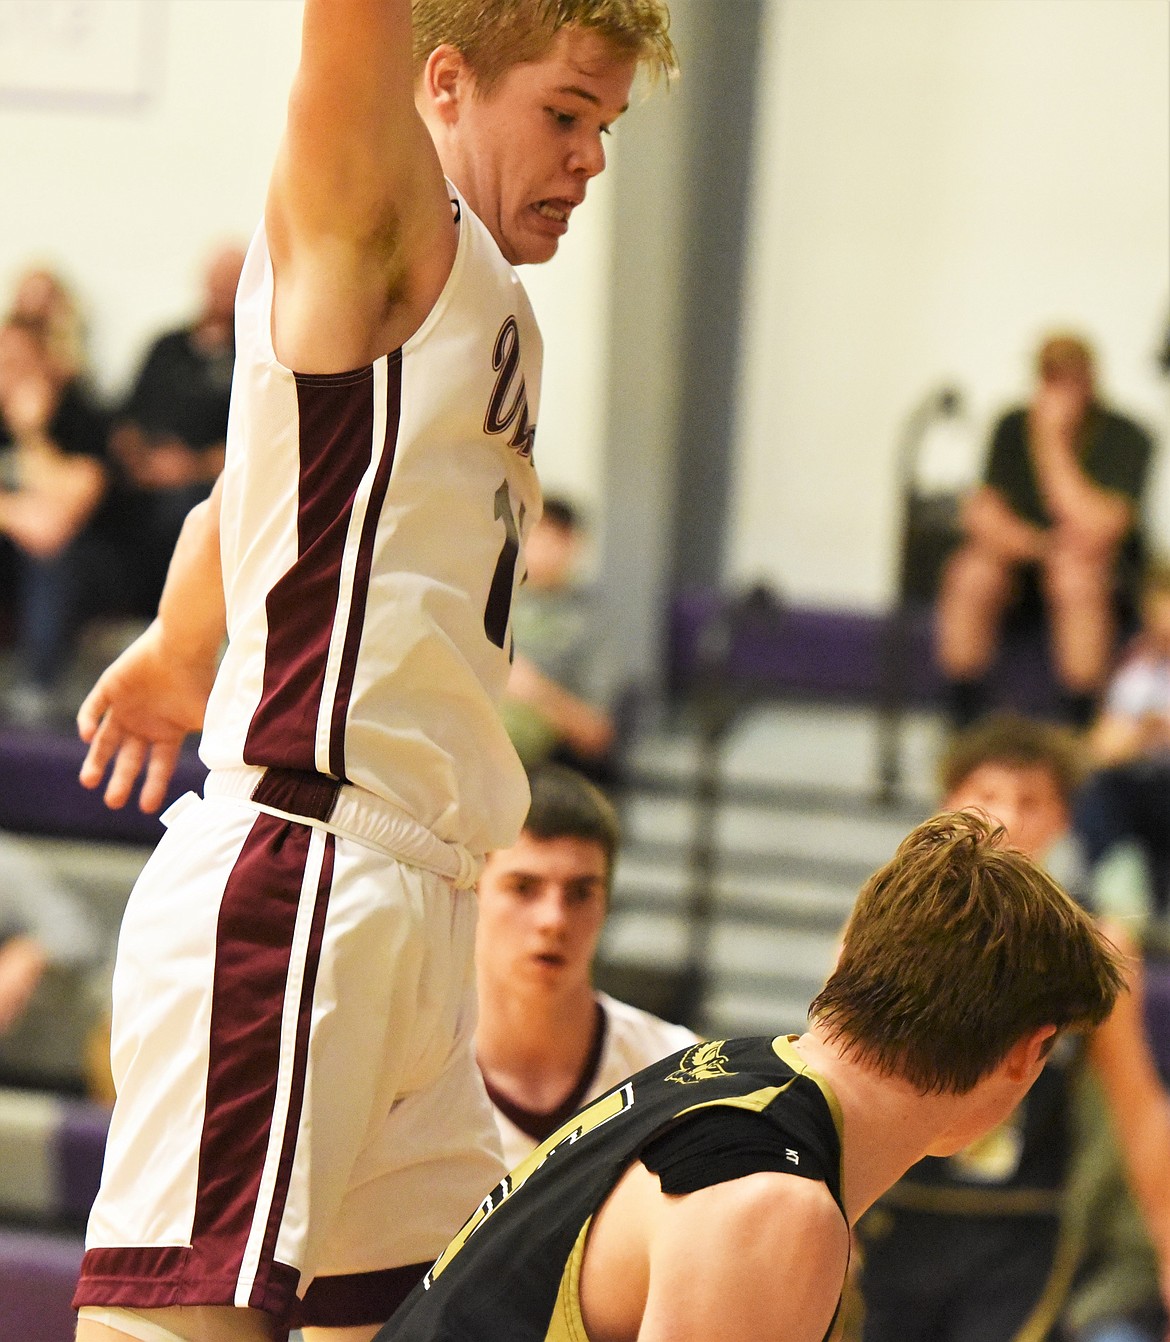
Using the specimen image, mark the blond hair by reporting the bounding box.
[411,0,677,89]
[810,812,1123,1094]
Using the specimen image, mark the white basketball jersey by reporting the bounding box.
[201,187,543,855]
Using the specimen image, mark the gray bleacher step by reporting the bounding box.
[612,879,854,936]
[626,703,944,803]
[619,794,923,872]
[701,988,813,1039]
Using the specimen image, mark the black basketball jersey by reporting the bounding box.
[377,1035,847,1342]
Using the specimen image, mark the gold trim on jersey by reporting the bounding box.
[771,1034,848,1195]
[426,1083,634,1287]
[544,1218,592,1342]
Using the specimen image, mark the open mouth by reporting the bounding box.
[533,200,572,225]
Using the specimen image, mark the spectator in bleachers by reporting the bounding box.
[935,333,1155,729]
[0,834,103,1088]
[108,242,244,606]
[7,265,88,386]
[857,715,1166,1342]
[0,316,110,723]
[474,765,696,1168]
[1075,556,1170,923]
[500,496,617,787]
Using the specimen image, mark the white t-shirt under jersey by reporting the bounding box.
[202,187,543,856]
[489,992,700,1169]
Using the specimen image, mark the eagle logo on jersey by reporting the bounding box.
[666,1039,736,1084]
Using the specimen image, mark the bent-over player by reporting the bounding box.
[73,3,676,1341]
[475,765,696,1166]
[377,812,1124,1342]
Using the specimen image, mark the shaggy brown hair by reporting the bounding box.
[810,812,1124,1094]
[411,0,677,90]
[938,713,1085,805]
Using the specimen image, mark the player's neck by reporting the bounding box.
[477,978,600,1098]
[791,1029,980,1224]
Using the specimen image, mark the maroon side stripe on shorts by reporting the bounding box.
[73,812,329,1319]
[245,360,400,772]
[191,812,325,1308]
[328,351,402,779]
[249,829,336,1312]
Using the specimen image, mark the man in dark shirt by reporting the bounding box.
[109,243,244,604]
[936,333,1154,728]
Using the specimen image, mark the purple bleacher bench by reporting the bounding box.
[0,1228,84,1342]
[667,589,1062,716]
[0,1090,109,1342]
[0,727,207,844]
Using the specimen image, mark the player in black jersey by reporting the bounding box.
[378,811,1124,1342]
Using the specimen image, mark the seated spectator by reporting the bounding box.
[7,264,88,386]
[1075,556,1170,922]
[108,242,244,603]
[500,496,617,787]
[0,833,103,1090]
[857,714,1166,1342]
[475,765,696,1167]
[0,316,110,722]
[936,333,1155,729]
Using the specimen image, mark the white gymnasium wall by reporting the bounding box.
[0,0,609,509]
[730,0,1170,611]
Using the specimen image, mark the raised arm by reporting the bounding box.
[265,0,456,372]
[78,478,225,812]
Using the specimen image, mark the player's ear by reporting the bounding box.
[1001,1026,1058,1083]
[423,44,472,124]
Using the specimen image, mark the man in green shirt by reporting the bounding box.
[936,332,1154,728]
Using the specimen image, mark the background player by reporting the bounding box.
[73,3,676,1341]
[858,715,1166,1342]
[379,812,1124,1342]
[474,764,695,1166]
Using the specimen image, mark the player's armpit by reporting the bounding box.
[265,0,454,371]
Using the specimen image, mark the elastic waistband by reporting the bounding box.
[199,766,483,889]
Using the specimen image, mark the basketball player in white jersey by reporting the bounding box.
[72,5,675,1341]
[474,765,696,1168]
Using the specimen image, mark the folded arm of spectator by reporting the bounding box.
[960,485,1048,565]
[1031,388,1135,556]
[1090,710,1169,767]
[507,653,616,759]
[0,371,105,558]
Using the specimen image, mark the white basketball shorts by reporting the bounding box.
[74,766,506,1329]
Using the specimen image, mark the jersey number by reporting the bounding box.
[425,1082,635,1288]
[484,480,521,649]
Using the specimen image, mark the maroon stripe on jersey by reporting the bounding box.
[244,366,379,774]
[328,351,403,778]
[250,831,336,1311]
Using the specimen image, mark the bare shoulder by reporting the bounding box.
[650,1173,848,1341]
[582,1163,848,1342]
